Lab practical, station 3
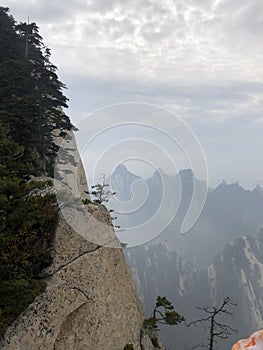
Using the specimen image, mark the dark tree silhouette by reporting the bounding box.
[187,297,238,350]
[144,296,185,331]
[83,174,124,232]
[0,7,71,338]
[85,174,116,204]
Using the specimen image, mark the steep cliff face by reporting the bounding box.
[126,243,209,349]
[127,233,263,349]
[209,233,263,335]
[0,132,163,350]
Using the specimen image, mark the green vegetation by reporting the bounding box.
[0,7,72,176]
[84,174,123,231]
[143,296,185,331]
[123,344,134,350]
[85,174,116,205]
[0,7,72,339]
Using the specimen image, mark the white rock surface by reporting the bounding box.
[0,131,162,350]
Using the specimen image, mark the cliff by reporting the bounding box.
[0,131,163,350]
[126,233,263,349]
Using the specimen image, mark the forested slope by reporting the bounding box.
[0,7,72,338]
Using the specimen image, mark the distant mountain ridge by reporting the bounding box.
[109,164,263,267]
[108,164,263,349]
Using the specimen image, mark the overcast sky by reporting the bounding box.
[4,0,263,188]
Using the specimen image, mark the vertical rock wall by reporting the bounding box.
[0,131,163,350]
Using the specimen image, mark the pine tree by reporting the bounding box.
[0,8,71,338]
[0,7,72,175]
[0,7,22,61]
[143,296,185,331]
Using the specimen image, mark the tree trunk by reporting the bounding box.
[209,316,214,350]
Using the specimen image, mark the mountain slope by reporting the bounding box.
[109,164,263,267]
[0,129,163,350]
[209,232,263,335]
[126,232,263,349]
[0,8,162,350]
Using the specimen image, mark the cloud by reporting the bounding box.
[3,0,263,187]
[6,0,263,84]
[5,0,86,21]
[63,71,263,125]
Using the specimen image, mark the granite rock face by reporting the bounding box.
[0,131,162,350]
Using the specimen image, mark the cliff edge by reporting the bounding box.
[0,131,163,350]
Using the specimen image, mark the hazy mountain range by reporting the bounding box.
[108,165,263,350]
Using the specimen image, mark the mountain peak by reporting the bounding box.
[178,168,193,180]
[254,184,263,193]
[153,168,163,178]
[214,180,245,193]
[113,163,129,174]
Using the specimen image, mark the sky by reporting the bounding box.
[3,0,263,188]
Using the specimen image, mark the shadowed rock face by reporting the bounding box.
[0,131,163,350]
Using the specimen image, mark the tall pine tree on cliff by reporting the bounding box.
[0,7,72,338]
[0,6,72,175]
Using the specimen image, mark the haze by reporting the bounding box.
[5,0,263,188]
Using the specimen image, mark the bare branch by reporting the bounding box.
[188,297,237,350]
